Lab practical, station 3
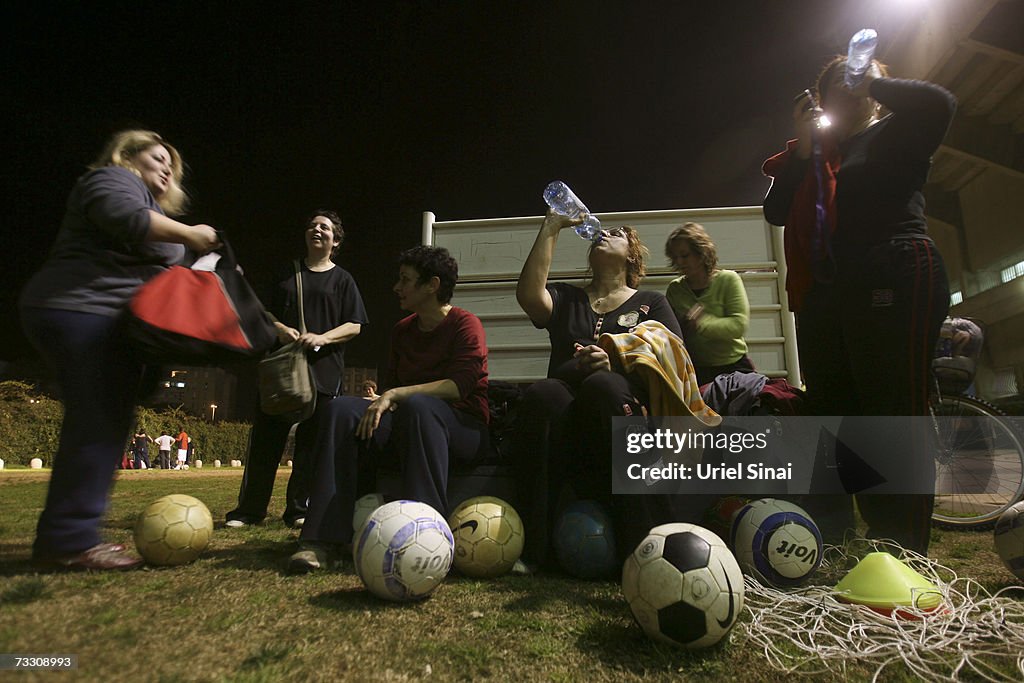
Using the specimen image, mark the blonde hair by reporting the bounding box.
[90,130,188,215]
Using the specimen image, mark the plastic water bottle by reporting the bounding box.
[543,181,601,241]
[845,29,878,88]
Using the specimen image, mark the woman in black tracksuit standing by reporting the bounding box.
[763,57,956,555]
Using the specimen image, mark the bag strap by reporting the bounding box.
[211,232,238,270]
[293,260,307,334]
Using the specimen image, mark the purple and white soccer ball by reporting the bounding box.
[353,499,454,601]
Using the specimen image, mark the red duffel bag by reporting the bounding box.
[125,238,277,365]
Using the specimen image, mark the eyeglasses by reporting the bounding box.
[605,227,627,238]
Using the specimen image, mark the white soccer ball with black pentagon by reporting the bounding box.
[730,498,822,588]
[622,528,745,651]
[354,500,454,601]
[353,492,386,532]
[622,523,744,649]
[448,496,524,578]
[133,494,213,565]
[994,500,1024,581]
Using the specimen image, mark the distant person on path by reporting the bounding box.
[359,379,379,400]
[154,431,175,470]
[132,429,153,469]
[18,129,220,570]
[175,429,189,470]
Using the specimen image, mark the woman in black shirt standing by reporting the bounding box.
[226,210,367,529]
[763,57,956,554]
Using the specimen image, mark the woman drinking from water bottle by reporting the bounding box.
[762,55,956,554]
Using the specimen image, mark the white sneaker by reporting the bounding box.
[225,519,248,528]
[511,559,537,576]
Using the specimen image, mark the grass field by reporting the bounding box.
[1,468,1022,682]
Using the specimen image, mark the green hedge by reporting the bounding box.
[0,381,252,467]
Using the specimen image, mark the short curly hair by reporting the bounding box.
[586,226,648,288]
[306,210,344,256]
[398,245,459,304]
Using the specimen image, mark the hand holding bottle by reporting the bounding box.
[847,68,878,99]
[541,208,586,234]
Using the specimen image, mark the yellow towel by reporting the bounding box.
[599,321,721,426]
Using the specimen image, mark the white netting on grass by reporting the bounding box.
[736,538,1024,682]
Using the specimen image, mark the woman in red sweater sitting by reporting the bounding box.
[290,246,490,573]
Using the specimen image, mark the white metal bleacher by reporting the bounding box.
[422,206,800,386]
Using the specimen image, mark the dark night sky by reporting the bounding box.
[1,1,929,372]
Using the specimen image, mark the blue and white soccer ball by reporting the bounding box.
[622,523,744,649]
[353,500,454,601]
[730,498,822,587]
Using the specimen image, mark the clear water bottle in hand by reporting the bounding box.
[845,28,878,88]
[543,181,601,241]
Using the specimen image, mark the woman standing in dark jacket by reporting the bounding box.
[20,130,220,570]
[763,58,956,554]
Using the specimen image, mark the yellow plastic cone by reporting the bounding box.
[834,552,944,618]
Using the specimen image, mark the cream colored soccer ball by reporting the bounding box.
[134,494,213,565]
[448,496,525,578]
[354,500,454,601]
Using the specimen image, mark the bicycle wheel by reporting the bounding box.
[932,395,1024,530]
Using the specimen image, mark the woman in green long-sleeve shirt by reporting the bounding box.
[665,222,754,385]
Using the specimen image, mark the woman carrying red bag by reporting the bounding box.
[19,130,220,570]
